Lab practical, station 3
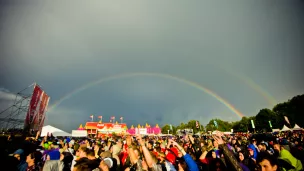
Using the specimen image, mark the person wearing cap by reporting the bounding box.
[101,157,118,171]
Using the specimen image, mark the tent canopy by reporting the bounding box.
[281,125,291,132]
[293,124,303,131]
[41,125,71,137]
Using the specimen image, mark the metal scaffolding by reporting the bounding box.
[0,83,34,130]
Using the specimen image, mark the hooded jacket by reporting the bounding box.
[13,149,28,171]
[248,144,258,160]
[279,149,303,171]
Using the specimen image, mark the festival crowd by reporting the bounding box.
[1,130,303,171]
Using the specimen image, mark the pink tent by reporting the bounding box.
[127,125,136,135]
[126,124,162,135]
[77,124,85,130]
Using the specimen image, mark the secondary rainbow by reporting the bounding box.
[219,66,277,106]
[48,72,245,118]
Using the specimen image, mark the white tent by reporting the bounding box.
[280,125,291,132]
[71,130,88,137]
[292,124,303,131]
[41,125,71,137]
[272,129,280,132]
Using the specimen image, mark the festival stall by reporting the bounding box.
[71,124,88,137]
[292,124,303,131]
[85,121,128,137]
[280,125,291,132]
[126,124,161,135]
[84,122,161,137]
[272,129,280,132]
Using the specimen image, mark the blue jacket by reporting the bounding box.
[248,144,258,160]
[183,154,199,171]
[13,149,28,171]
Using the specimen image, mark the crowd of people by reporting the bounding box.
[0,130,303,171]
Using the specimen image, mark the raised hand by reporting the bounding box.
[170,139,179,147]
[212,131,225,145]
[126,135,132,146]
[136,134,145,146]
[142,160,149,171]
[188,135,195,143]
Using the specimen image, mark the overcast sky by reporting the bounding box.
[0,0,303,131]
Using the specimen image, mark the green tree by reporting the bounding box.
[186,120,203,133]
[161,124,174,134]
[255,109,276,132]
[273,95,304,128]
[232,117,250,132]
[205,119,232,132]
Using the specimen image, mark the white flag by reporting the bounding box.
[284,116,290,125]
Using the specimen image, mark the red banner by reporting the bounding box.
[24,84,50,131]
[37,92,50,131]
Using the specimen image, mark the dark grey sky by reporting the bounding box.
[0,0,303,131]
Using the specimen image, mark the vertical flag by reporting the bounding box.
[98,116,102,123]
[213,120,218,128]
[269,120,272,128]
[284,116,290,125]
[251,120,255,129]
[111,116,115,123]
[90,115,94,122]
[196,121,199,129]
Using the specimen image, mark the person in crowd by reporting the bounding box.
[43,150,64,171]
[13,149,28,171]
[273,142,303,171]
[237,151,255,171]
[26,151,43,171]
[3,127,304,171]
[257,152,279,171]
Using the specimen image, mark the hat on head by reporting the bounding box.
[48,150,60,160]
[44,143,49,149]
[166,153,176,164]
[103,158,113,168]
[13,149,24,155]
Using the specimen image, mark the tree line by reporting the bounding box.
[161,94,304,134]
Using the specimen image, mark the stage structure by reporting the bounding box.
[0,83,50,132]
[24,84,50,132]
[0,83,34,130]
